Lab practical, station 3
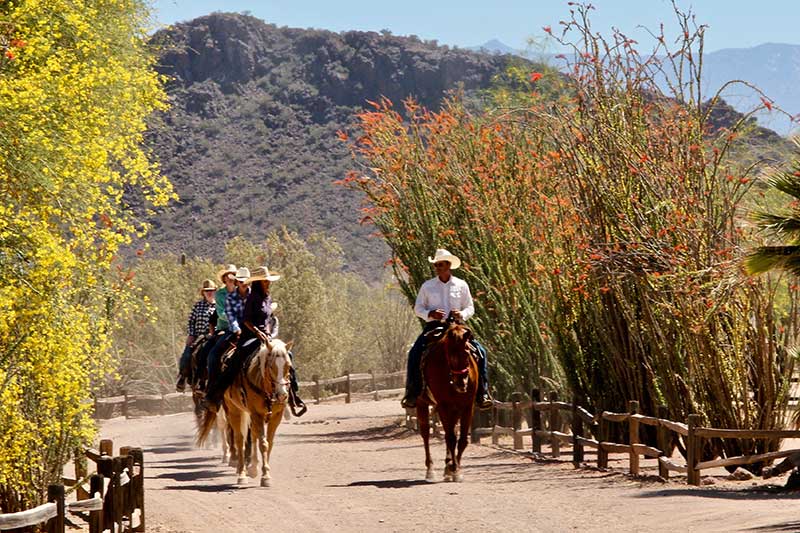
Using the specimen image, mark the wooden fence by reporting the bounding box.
[0,439,143,532]
[466,388,800,486]
[298,370,405,405]
[93,370,406,419]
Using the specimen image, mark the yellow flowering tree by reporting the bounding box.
[0,0,173,511]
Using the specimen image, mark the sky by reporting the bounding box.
[151,0,800,53]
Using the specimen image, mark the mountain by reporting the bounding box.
[703,43,800,136]
[469,39,520,56]
[472,38,800,135]
[144,13,522,275]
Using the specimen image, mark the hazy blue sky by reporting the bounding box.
[152,0,799,53]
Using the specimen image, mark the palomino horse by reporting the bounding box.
[197,338,292,487]
[416,319,478,482]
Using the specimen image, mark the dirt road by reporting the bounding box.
[97,400,800,533]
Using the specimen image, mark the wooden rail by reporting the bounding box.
[94,370,407,419]
[467,389,800,486]
[0,439,143,533]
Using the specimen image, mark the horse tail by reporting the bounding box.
[196,406,218,447]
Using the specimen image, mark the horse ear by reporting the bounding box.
[285,340,294,351]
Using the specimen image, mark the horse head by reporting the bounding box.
[441,323,473,394]
[258,339,293,403]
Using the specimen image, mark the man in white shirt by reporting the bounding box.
[401,249,492,409]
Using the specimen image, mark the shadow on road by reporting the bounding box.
[746,520,800,531]
[635,484,800,501]
[153,469,228,482]
[329,479,433,489]
[289,424,411,444]
[160,483,243,493]
[145,442,196,455]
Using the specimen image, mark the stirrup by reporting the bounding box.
[401,393,417,409]
[476,392,493,410]
[289,390,307,417]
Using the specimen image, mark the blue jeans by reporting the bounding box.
[206,331,234,391]
[178,344,193,378]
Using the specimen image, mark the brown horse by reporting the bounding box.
[416,321,478,482]
[197,338,293,486]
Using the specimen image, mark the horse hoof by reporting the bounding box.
[454,472,464,483]
[236,476,248,485]
[260,478,272,488]
[425,469,435,481]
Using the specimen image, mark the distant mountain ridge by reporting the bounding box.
[144,13,523,275]
[471,39,800,135]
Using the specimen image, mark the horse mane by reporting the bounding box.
[246,339,289,390]
[431,323,470,348]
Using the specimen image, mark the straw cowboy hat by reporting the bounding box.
[199,279,217,295]
[246,266,281,283]
[233,266,251,282]
[428,248,461,270]
[216,264,237,284]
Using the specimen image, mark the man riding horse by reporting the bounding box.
[176,279,217,392]
[401,249,493,410]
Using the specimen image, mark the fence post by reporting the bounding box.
[471,407,481,444]
[657,405,669,479]
[46,484,65,533]
[99,439,113,457]
[130,448,145,532]
[89,474,104,533]
[572,394,584,467]
[687,414,702,486]
[491,401,499,445]
[345,371,352,404]
[121,389,129,419]
[597,412,608,469]
[371,370,378,401]
[531,388,542,453]
[312,375,320,404]
[512,392,523,450]
[628,400,640,476]
[97,456,114,529]
[549,391,560,458]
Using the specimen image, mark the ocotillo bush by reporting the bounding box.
[345,3,798,462]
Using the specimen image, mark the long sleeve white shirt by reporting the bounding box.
[414,275,475,322]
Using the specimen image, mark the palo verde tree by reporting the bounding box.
[0,0,173,512]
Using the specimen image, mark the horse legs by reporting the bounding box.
[216,408,229,464]
[227,408,248,484]
[453,407,474,482]
[262,405,284,487]
[247,413,265,479]
[416,403,434,480]
[438,409,458,482]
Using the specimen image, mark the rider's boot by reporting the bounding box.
[475,371,493,410]
[288,367,306,413]
[176,374,187,393]
[401,375,421,409]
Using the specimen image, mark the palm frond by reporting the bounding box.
[745,246,800,274]
[750,211,800,236]
[765,170,800,201]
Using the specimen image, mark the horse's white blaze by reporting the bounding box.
[274,354,289,400]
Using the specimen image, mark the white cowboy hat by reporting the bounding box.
[234,266,251,282]
[428,248,461,270]
[270,302,278,312]
[246,266,281,283]
[216,264,237,284]
[199,279,217,295]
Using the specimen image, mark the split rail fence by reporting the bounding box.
[0,439,144,533]
[428,388,800,486]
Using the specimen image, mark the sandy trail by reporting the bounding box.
[95,400,800,533]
